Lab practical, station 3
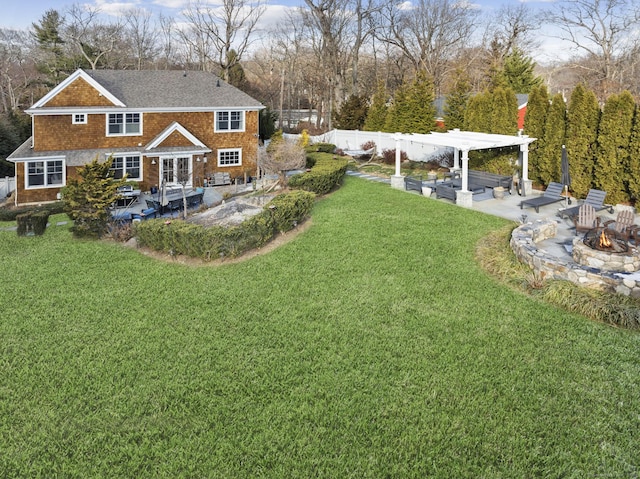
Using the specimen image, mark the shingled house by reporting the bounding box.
[8,68,264,205]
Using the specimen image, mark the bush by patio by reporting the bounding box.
[134,190,315,260]
[288,157,348,195]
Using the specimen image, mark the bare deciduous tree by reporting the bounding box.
[542,0,640,99]
[261,140,306,188]
[373,0,479,94]
[182,0,266,79]
[123,8,160,71]
[65,4,123,70]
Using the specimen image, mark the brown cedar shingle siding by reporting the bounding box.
[34,110,259,156]
[42,77,116,108]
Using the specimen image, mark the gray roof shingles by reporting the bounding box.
[82,69,263,110]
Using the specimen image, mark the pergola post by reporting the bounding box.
[456,149,473,207]
[390,133,405,190]
[520,141,532,196]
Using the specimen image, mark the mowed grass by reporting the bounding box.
[1,177,639,477]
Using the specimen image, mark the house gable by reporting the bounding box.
[32,70,124,109]
[145,121,208,150]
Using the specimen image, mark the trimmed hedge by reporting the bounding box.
[134,190,315,260]
[288,157,349,195]
[0,201,64,222]
[16,211,50,236]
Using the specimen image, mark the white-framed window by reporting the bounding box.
[107,112,141,136]
[215,110,244,132]
[26,159,65,189]
[72,113,87,124]
[218,148,242,166]
[161,156,192,185]
[109,155,141,180]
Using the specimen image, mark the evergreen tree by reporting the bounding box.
[626,107,640,202]
[259,107,278,141]
[593,91,635,204]
[523,85,550,185]
[565,83,600,198]
[62,158,127,238]
[502,48,543,94]
[402,71,436,134]
[464,91,492,133]
[333,94,369,130]
[227,50,247,90]
[363,81,388,132]
[384,82,409,133]
[443,69,471,130]
[538,93,566,186]
[489,86,518,135]
[32,9,70,85]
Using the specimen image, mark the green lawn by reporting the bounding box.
[2,177,639,477]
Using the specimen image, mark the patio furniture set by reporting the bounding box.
[404,169,513,199]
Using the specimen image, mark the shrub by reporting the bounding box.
[381,148,408,165]
[15,211,50,236]
[134,191,316,260]
[311,143,336,153]
[288,157,348,195]
[0,201,64,222]
[361,141,376,151]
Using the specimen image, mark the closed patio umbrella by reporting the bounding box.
[561,145,571,209]
[160,179,168,213]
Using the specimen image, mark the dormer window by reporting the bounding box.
[107,113,141,136]
[72,113,87,124]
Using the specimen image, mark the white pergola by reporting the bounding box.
[390,130,537,206]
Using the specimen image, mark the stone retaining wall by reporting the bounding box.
[510,219,640,297]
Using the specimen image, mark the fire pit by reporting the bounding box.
[573,227,640,272]
[583,227,629,253]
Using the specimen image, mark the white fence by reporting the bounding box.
[290,129,447,163]
[0,176,15,198]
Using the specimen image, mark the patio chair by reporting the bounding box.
[558,189,613,219]
[520,182,567,213]
[603,210,639,241]
[574,204,600,235]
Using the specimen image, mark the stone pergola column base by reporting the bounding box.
[456,190,473,208]
[521,179,533,197]
[390,175,405,190]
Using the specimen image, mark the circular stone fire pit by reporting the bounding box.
[572,227,640,272]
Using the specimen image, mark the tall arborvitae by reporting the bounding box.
[464,91,492,133]
[626,107,640,202]
[523,85,550,185]
[363,81,388,132]
[443,69,471,130]
[594,91,636,204]
[490,86,519,135]
[565,83,600,198]
[538,93,566,186]
[384,82,409,133]
[403,71,436,134]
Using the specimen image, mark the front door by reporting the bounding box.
[161,156,192,186]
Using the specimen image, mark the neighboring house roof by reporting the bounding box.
[28,69,264,113]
